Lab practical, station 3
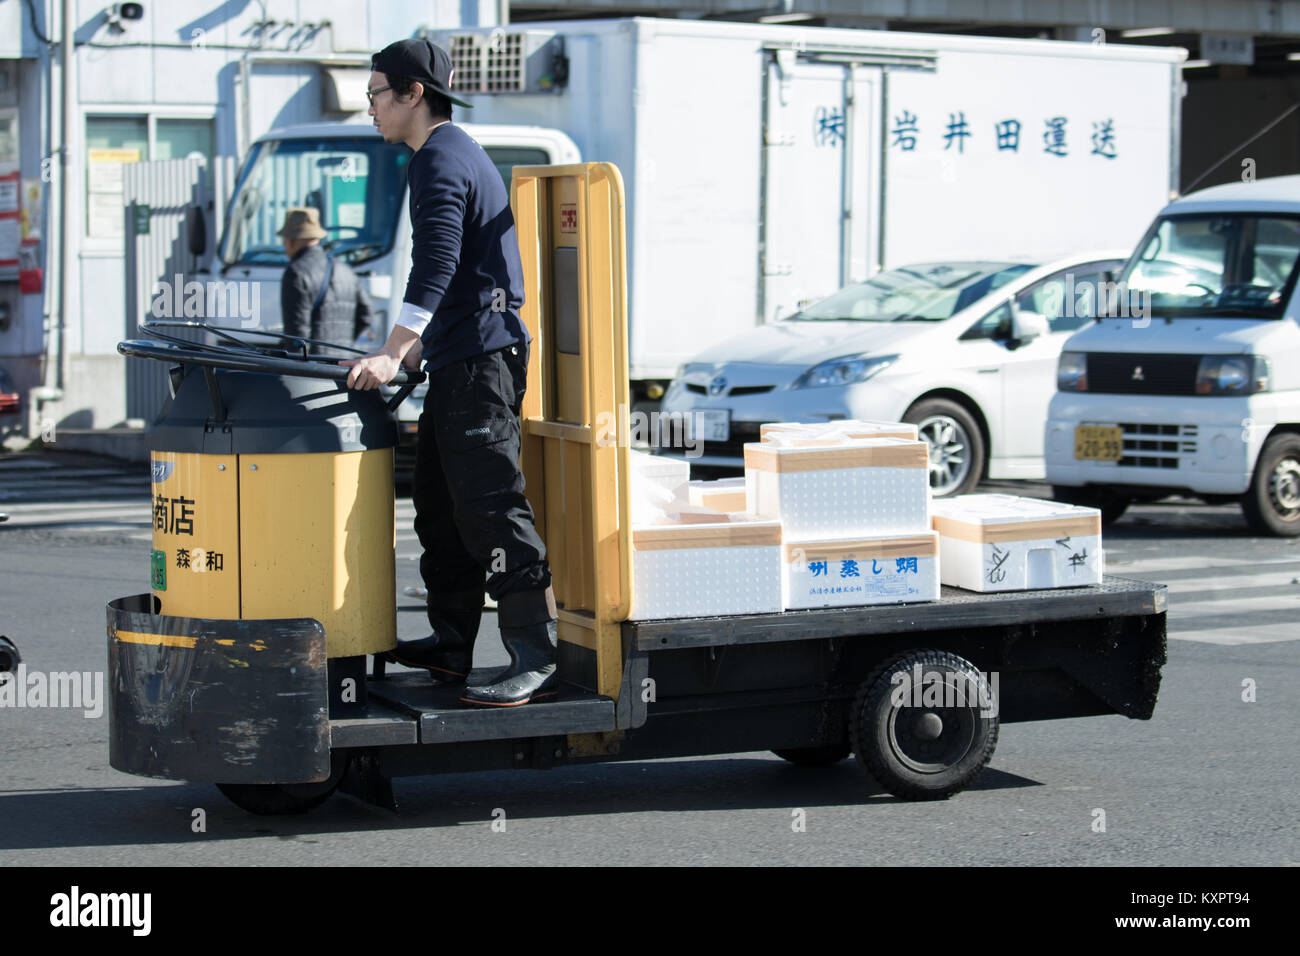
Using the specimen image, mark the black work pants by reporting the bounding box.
[412,342,551,630]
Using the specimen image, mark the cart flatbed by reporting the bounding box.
[328,575,1165,757]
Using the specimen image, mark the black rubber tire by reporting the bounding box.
[903,398,985,497]
[1051,485,1131,526]
[771,744,851,767]
[216,752,348,815]
[849,649,999,801]
[215,782,338,816]
[1241,433,1300,537]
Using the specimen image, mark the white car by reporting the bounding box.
[659,252,1128,495]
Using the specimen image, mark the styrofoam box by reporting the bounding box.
[930,494,1103,592]
[630,517,783,620]
[629,448,690,499]
[760,420,920,442]
[688,477,748,513]
[744,438,932,538]
[783,532,940,609]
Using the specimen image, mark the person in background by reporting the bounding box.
[278,207,373,352]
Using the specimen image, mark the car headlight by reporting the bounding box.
[674,363,713,389]
[1057,351,1088,392]
[791,353,897,389]
[1196,355,1270,395]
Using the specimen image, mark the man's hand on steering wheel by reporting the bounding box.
[340,352,401,390]
[339,324,422,390]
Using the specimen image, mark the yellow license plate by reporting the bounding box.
[1074,426,1123,461]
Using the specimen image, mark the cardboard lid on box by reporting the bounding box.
[783,531,938,562]
[745,437,929,472]
[634,517,783,551]
[760,420,918,442]
[930,494,1101,542]
[688,478,748,510]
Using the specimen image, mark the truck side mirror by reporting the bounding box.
[187,205,207,258]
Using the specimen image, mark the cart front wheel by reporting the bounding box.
[771,744,851,767]
[850,650,999,801]
[216,753,348,815]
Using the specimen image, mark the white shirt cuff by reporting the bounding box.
[393,301,433,337]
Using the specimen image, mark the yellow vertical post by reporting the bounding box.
[511,163,632,703]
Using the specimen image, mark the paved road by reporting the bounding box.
[0,452,1296,865]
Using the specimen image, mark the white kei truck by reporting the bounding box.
[207,16,1185,440]
[1046,176,1300,536]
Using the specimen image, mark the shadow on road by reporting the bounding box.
[0,761,1041,849]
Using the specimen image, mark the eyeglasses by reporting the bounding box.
[365,84,392,104]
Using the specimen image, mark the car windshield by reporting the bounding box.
[1120,213,1300,319]
[219,135,409,267]
[787,262,1033,322]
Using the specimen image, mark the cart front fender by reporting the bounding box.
[107,594,330,784]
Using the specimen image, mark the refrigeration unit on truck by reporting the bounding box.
[1046,176,1300,537]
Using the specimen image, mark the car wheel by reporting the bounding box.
[1241,433,1300,537]
[903,399,985,497]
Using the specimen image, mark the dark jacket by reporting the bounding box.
[403,122,528,370]
[281,243,373,351]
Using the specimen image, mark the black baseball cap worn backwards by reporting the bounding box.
[371,38,474,109]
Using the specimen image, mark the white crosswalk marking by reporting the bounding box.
[1109,551,1300,645]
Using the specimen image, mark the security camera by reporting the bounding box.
[107,2,144,31]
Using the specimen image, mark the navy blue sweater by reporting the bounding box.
[404,123,529,369]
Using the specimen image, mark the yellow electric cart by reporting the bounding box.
[108,164,1168,814]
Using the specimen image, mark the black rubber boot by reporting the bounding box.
[460,587,558,707]
[384,597,483,684]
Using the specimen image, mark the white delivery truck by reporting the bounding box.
[1045,176,1300,536]
[211,17,1183,429]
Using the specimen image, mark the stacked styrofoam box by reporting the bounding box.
[743,436,938,609]
[744,437,931,538]
[688,477,748,514]
[628,449,691,525]
[930,494,1103,592]
[783,532,940,609]
[628,448,690,498]
[760,420,920,443]
[748,421,922,512]
[629,516,784,620]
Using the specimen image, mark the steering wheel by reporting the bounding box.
[118,320,425,411]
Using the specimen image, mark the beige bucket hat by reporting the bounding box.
[277,207,327,240]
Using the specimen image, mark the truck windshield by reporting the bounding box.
[1121,213,1300,318]
[788,262,1032,322]
[219,136,409,267]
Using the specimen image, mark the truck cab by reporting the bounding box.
[1045,175,1300,535]
[211,121,581,441]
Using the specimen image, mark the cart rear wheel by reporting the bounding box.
[850,650,998,800]
[771,744,851,766]
[216,753,348,815]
